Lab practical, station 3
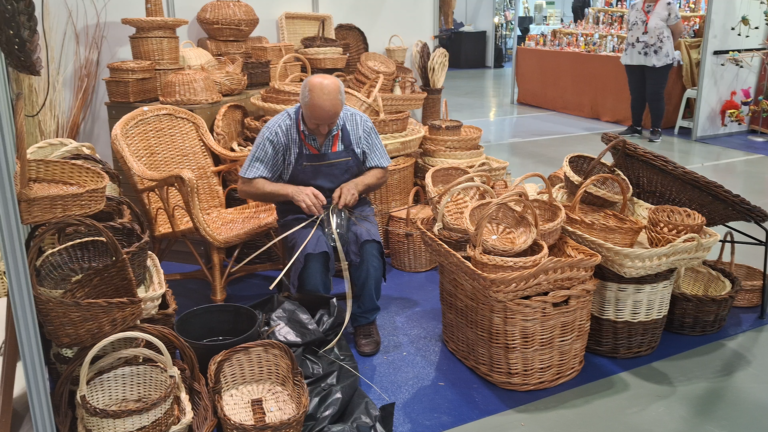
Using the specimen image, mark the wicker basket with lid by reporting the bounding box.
[197,0,259,41]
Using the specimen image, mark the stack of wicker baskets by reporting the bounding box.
[104,61,158,103]
[196,0,259,60]
[120,1,188,96]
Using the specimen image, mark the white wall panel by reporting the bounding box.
[694,0,767,139]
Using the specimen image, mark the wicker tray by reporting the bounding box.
[334,23,368,75]
[380,118,424,158]
[278,12,335,49]
[601,133,768,225]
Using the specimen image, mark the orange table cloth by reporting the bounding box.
[516,47,685,129]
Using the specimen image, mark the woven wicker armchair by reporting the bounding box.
[111,105,281,302]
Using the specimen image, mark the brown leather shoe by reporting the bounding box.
[354,321,381,356]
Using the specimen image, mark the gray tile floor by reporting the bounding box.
[440,66,768,432]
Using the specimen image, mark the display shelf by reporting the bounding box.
[553,28,627,41]
[591,7,628,14]
[681,12,707,18]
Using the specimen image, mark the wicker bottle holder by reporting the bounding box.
[208,340,310,431]
[385,34,408,65]
[160,68,222,105]
[428,99,463,137]
[465,197,539,257]
[564,139,634,208]
[369,156,416,251]
[76,332,192,432]
[588,266,677,358]
[509,173,566,246]
[645,205,707,248]
[389,187,438,272]
[107,60,155,79]
[197,0,259,41]
[564,174,645,249]
[129,34,181,67]
[420,86,443,125]
[705,231,764,307]
[13,97,109,225]
[180,40,215,69]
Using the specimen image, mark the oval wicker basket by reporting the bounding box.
[121,17,188,30]
[422,125,482,150]
[380,119,425,158]
[666,262,740,335]
[508,172,566,247]
[646,205,706,248]
[371,97,410,135]
[251,94,293,116]
[385,34,408,65]
[564,174,645,249]
[300,20,340,49]
[103,77,159,103]
[469,238,548,275]
[563,139,634,208]
[251,42,295,64]
[197,0,259,41]
[428,99,463,137]
[160,69,222,105]
[107,60,155,79]
[705,231,764,308]
[466,197,539,257]
[56,153,120,197]
[179,40,215,69]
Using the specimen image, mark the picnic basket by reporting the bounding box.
[385,35,408,65]
[563,139,633,208]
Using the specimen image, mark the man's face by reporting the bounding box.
[302,98,343,138]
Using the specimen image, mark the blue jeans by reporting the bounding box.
[297,240,383,327]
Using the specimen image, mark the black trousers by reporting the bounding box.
[624,63,673,129]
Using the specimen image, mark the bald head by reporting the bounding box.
[300,75,346,139]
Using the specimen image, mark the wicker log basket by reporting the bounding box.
[588,265,677,358]
[197,0,259,41]
[389,187,438,272]
[563,139,633,209]
[160,68,222,105]
[564,174,645,249]
[208,340,310,431]
[385,35,408,65]
[706,231,764,307]
[666,263,737,335]
[428,99,463,137]
[13,97,109,225]
[421,220,600,390]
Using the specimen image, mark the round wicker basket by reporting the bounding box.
[197,0,259,41]
[160,69,222,105]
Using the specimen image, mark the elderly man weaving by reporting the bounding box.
[238,75,391,356]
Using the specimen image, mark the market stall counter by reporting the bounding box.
[515,47,686,129]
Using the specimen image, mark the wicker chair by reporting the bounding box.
[111,105,281,302]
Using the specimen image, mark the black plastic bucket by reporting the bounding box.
[175,303,261,375]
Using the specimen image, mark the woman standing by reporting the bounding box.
[619,0,684,143]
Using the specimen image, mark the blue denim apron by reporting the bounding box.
[275,107,383,292]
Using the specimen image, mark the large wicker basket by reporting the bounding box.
[705,231,764,308]
[208,340,309,431]
[389,187,437,272]
[197,0,259,41]
[666,262,738,335]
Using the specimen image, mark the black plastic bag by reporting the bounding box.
[249,294,395,432]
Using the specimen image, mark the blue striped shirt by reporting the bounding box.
[239,105,392,183]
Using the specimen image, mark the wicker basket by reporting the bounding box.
[199,37,248,58]
[243,59,271,88]
[380,88,427,113]
[470,157,509,181]
[369,156,415,250]
[279,12,335,49]
[422,222,598,389]
[548,168,565,187]
[137,252,167,319]
[422,124,482,150]
[646,205,707,248]
[564,139,633,209]
[76,332,192,432]
[154,64,183,95]
[129,34,180,67]
[588,266,677,358]
[300,20,340,49]
[13,98,109,225]
[121,17,188,31]
[385,34,408,65]
[209,70,248,96]
[334,24,368,75]
[270,62,302,83]
[428,99,463,137]
[208,340,309,431]
[434,181,496,238]
[345,75,383,117]
[508,173,566,246]
[180,40,215,69]
[107,60,155,79]
[601,133,768,226]
[61,154,120,196]
[389,187,438,272]
[103,76,158,103]
[145,0,164,17]
[667,262,740,335]
[380,119,425,158]
[465,198,538,257]
[425,166,472,197]
[303,54,347,70]
[420,86,443,125]
[468,238,549,275]
[705,231,764,308]
[27,138,96,160]
[141,288,178,329]
[564,174,645,249]
[251,43,295,64]
[160,69,222,105]
[251,94,293,116]
[371,97,410,135]
[197,0,259,41]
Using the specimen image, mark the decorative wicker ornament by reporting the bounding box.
[0,0,43,76]
[160,69,222,105]
[428,48,449,89]
[197,0,259,41]
[180,40,215,69]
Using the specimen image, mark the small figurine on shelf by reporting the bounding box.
[721,91,743,127]
[749,97,768,118]
[606,35,614,53]
[733,15,760,38]
[592,33,600,52]
[578,32,585,51]
[598,39,606,54]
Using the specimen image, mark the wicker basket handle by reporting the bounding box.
[715,230,736,272]
[361,75,385,102]
[439,172,493,197]
[316,20,326,38]
[571,174,629,216]
[471,198,539,254]
[470,160,492,171]
[277,54,312,81]
[389,34,405,47]
[77,331,175,398]
[404,186,426,229]
[583,138,626,178]
[112,195,150,236]
[510,172,556,204]
[434,182,496,235]
[441,99,449,121]
[375,95,386,120]
[13,94,29,191]
[181,40,197,49]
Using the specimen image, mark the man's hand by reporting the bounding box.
[332,181,360,209]
[291,185,327,216]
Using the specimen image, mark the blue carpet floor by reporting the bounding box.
[697,132,768,157]
[162,261,768,432]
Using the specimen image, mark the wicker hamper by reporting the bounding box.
[369,156,415,252]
